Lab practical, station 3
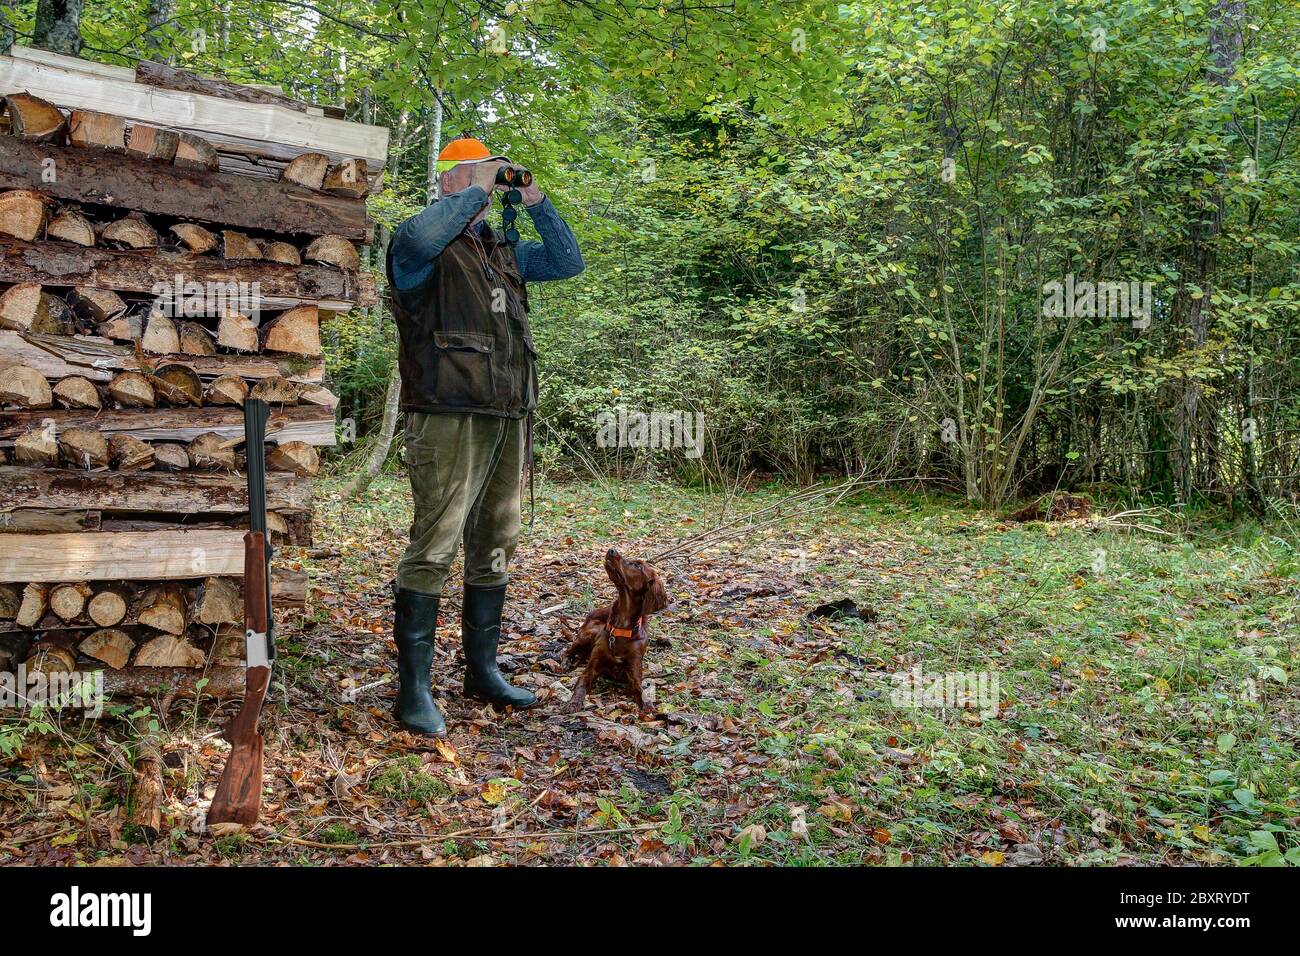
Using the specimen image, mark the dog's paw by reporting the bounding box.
[561,697,584,715]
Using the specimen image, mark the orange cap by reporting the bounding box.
[437,136,504,173]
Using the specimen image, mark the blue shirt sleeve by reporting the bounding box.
[389,186,491,292]
[513,196,585,282]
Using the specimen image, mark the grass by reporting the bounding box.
[317,474,1299,865]
[4,473,1294,867]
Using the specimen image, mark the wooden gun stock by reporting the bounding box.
[207,530,271,825]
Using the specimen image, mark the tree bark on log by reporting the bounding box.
[0,137,372,241]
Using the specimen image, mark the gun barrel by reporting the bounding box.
[243,399,269,535]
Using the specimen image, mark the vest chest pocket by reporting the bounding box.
[433,331,496,407]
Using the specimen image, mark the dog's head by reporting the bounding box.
[605,548,668,619]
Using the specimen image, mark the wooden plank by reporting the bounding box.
[7,45,136,81]
[0,529,244,582]
[0,137,371,241]
[0,49,388,178]
[0,405,337,447]
[0,237,375,311]
[0,466,312,513]
[2,332,325,384]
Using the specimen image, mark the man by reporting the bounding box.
[386,136,584,737]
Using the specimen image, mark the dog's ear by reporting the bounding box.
[641,571,668,617]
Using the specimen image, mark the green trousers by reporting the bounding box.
[396,411,525,596]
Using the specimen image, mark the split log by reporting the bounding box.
[0,365,53,408]
[188,431,239,470]
[2,92,67,143]
[136,584,188,635]
[178,321,217,355]
[126,123,179,163]
[170,223,218,254]
[133,633,205,668]
[297,383,339,409]
[0,189,48,241]
[25,636,78,675]
[31,293,75,334]
[0,282,41,330]
[195,576,241,625]
[108,432,154,471]
[150,363,203,406]
[303,235,360,271]
[0,137,372,242]
[0,583,19,620]
[281,151,329,190]
[16,583,48,628]
[250,375,302,404]
[58,426,109,469]
[211,629,245,664]
[152,443,189,471]
[69,286,127,323]
[87,585,131,627]
[14,425,58,465]
[128,730,163,833]
[0,466,312,515]
[267,440,320,476]
[204,373,248,406]
[262,305,320,356]
[108,370,157,407]
[52,375,102,409]
[141,313,180,354]
[323,158,370,198]
[263,241,301,265]
[0,236,377,311]
[222,230,264,260]
[80,628,134,669]
[173,131,219,171]
[47,209,96,246]
[0,633,30,672]
[216,310,259,352]
[103,216,160,249]
[68,110,125,151]
[99,314,142,341]
[50,582,93,622]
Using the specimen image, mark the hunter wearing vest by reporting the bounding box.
[386,137,584,737]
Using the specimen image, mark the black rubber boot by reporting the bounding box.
[392,588,447,736]
[462,583,537,709]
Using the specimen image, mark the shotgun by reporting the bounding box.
[208,399,274,826]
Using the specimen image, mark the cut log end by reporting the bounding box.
[3,93,68,143]
[80,628,135,669]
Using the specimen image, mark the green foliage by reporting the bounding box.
[47,0,1300,504]
[369,755,452,802]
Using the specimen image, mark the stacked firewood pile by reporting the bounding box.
[0,47,388,700]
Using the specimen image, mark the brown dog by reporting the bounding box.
[562,549,668,713]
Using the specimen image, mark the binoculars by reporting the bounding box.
[495,165,532,187]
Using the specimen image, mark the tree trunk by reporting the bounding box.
[33,0,84,55]
[145,0,174,64]
[1,1,18,54]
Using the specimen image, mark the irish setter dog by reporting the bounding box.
[562,549,668,713]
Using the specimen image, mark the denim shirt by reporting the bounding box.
[389,185,585,292]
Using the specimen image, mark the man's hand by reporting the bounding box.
[468,159,506,195]
[519,177,544,207]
